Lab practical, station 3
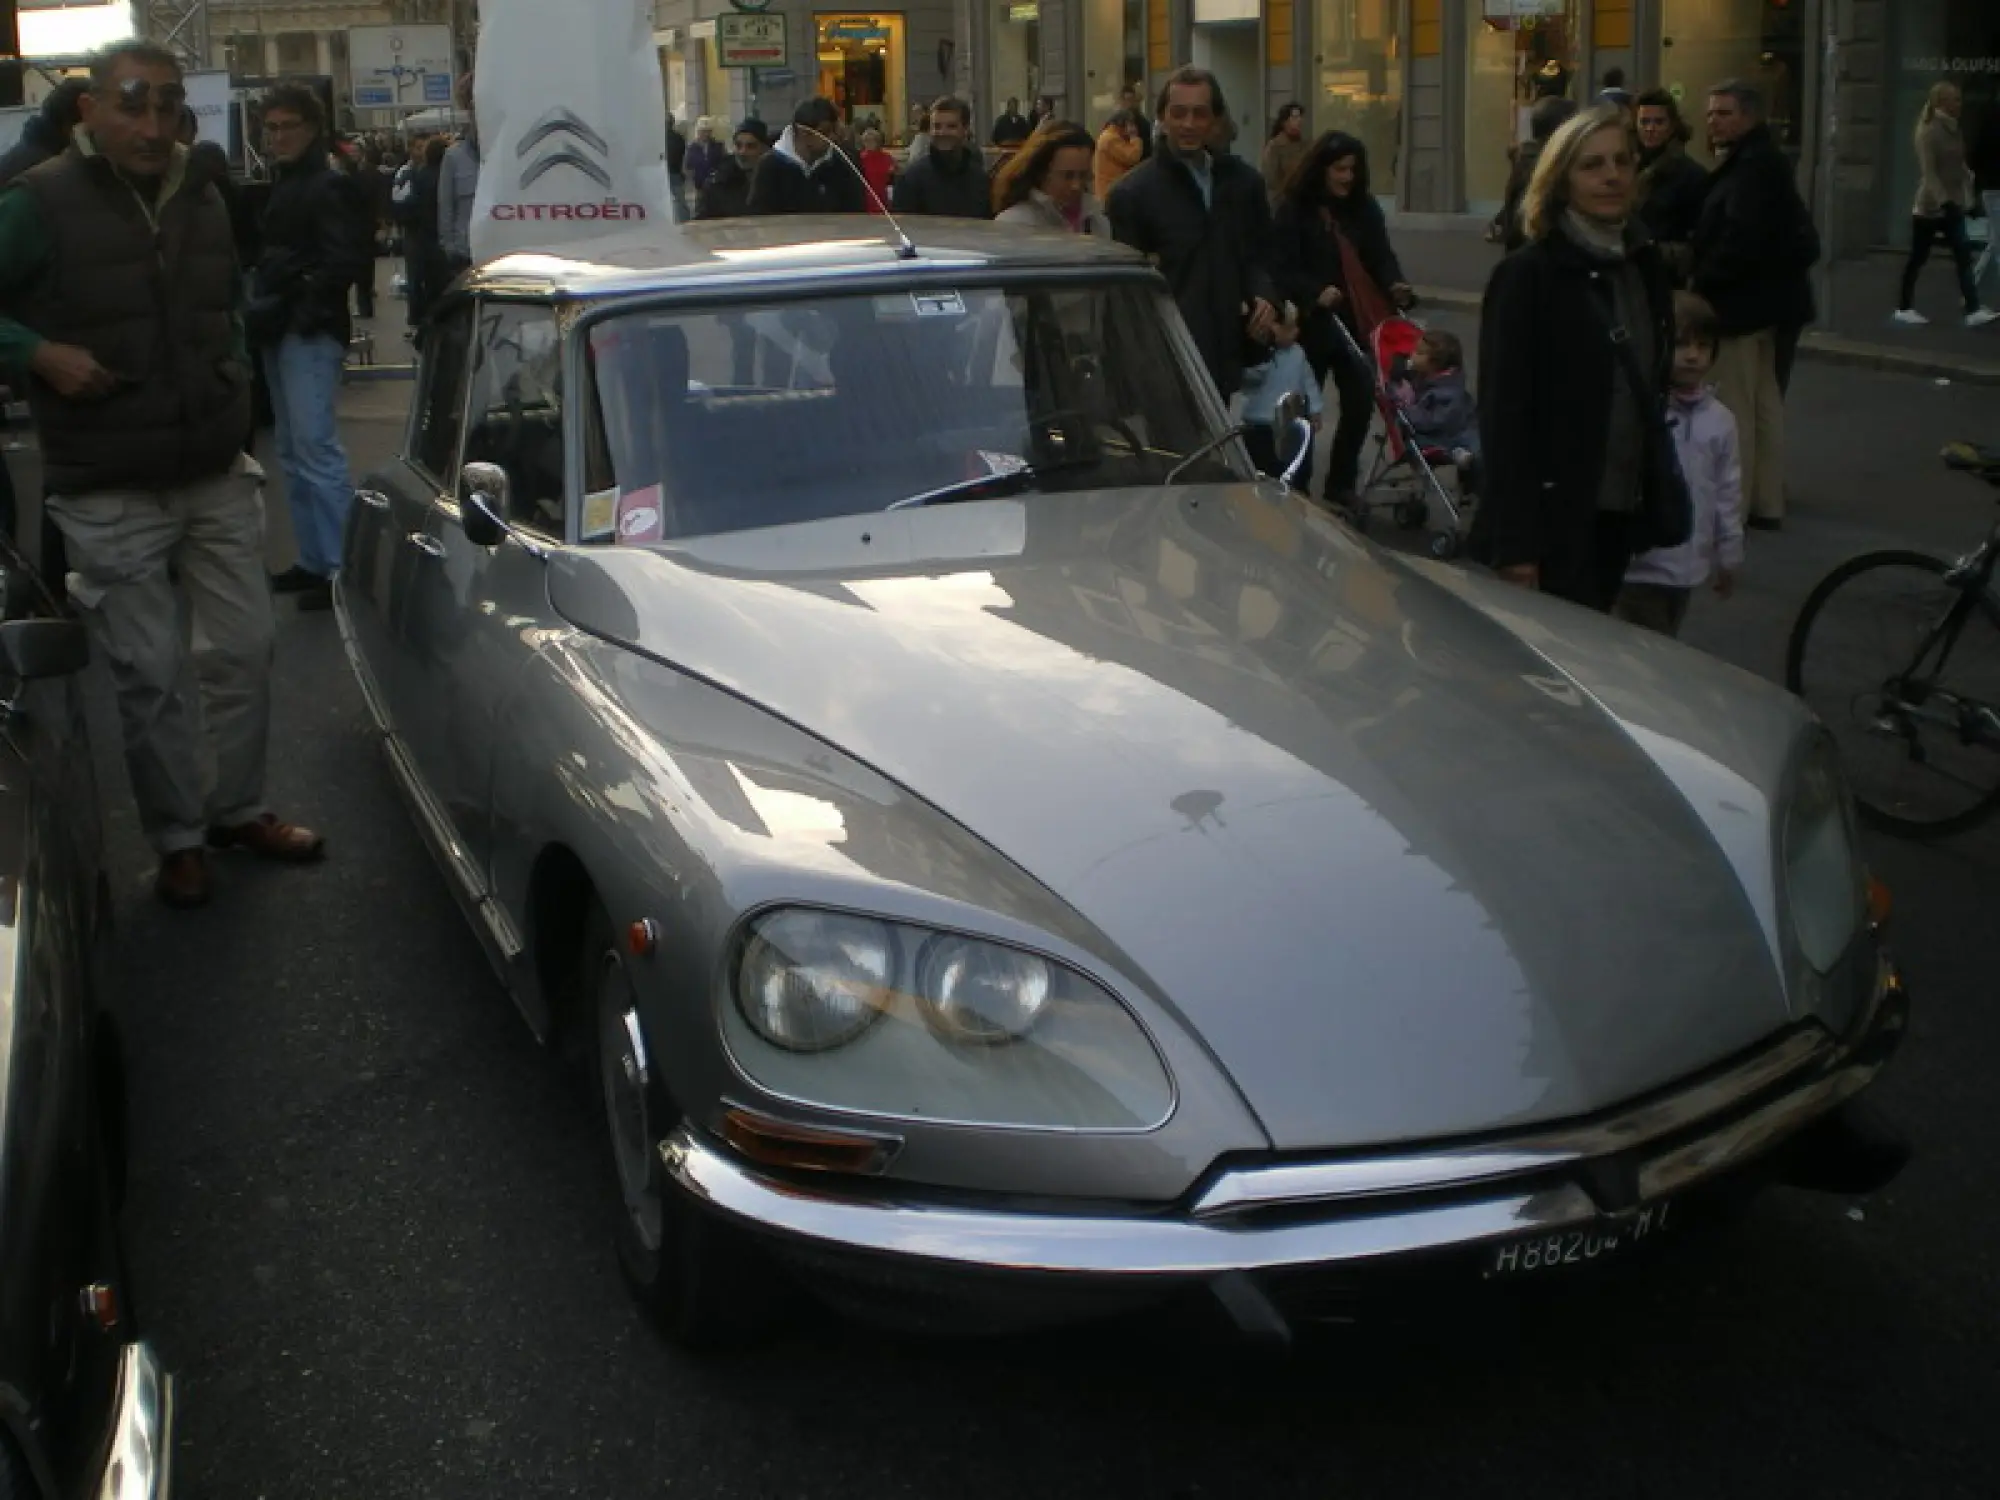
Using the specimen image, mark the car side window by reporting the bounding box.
[461,303,567,540]
[411,306,474,483]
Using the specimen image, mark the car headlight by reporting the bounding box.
[1782,733,1868,978]
[917,936,1053,1045]
[738,909,893,1052]
[723,908,1173,1131]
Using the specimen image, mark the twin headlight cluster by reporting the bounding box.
[722,907,1174,1131]
[1781,732,1874,1028]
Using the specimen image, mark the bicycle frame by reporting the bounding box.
[1885,520,2000,749]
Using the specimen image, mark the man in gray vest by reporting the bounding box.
[0,40,326,908]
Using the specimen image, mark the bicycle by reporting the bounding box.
[1785,442,2000,838]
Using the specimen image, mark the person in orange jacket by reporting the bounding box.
[1094,109,1143,202]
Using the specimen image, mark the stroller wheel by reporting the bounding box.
[1394,498,1429,531]
[1428,530,1461,561]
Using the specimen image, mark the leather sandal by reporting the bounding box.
[207,814,327,864]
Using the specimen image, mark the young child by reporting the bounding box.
[1616,291,1743,638]
[1392,328,1480,464]
[1239,303,1324,489]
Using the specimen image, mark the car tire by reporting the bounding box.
[580,902,777,1351]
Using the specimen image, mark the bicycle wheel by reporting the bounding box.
[1786,549,2000,838]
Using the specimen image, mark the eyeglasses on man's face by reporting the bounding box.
[104,77,188,121]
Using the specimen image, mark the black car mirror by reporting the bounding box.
[0,617,89,680]
[460,461,511,548]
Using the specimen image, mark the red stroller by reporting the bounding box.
[1328,313,1475,561]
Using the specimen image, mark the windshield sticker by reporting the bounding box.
[977,451,1030,476]
[616,485,664,545]
[911,290,966,318]
[581,487,618,541]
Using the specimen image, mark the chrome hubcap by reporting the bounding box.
[597,959,663,1252]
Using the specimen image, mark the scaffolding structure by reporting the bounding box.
[143,0,212,71]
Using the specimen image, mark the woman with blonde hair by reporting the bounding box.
[1894,82,1997,328]
[1470,104,1688,610]
[992,120,1108,235]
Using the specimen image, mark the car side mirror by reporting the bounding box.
[460,461,510,548]
[0,617,89,680]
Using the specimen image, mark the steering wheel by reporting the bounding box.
[1028,406,1145,464]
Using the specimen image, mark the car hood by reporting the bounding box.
[548,486,1795,1149]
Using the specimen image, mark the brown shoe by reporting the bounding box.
[155,849,212,909]
[207,814,326,863]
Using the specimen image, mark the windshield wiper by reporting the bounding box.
[887,457,1104,511]
[1164,426,1248,486]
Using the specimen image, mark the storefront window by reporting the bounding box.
[816,13,906,142]
[1660,0,1806,167]
[1314,0,1402,196]
[1081,0,1146,125]
[989,0,1040,131]
[1881,0,1999,248]
[1466,1,1580,212]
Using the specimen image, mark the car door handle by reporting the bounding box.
[357,489,391,511]
[406,531,447,559]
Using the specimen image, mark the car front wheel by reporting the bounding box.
[582,903,773,1351]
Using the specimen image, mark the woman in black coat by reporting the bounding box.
[1270,131,1415,507]
[1472,105,1681,611]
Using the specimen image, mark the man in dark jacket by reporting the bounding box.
[0,41,324,907]
[1491,95,1576,250]
[892,97,991,218]
[747,97,868,216]
[992,98,1030,149]
[251,82,371,606]
[695,119,770,220]
[0,80,88,186]
[666,114,689,222]
[1692,79,1814,529]
[1107,67,1276,399]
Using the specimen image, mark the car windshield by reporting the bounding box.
[579,280,1244,544]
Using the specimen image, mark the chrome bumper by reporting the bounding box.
[663,968,1906,1283]
[93,1342,173,1500]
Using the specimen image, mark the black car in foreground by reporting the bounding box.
[0,538,169,1499]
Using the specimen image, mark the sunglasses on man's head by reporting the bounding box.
[107,77,188,117]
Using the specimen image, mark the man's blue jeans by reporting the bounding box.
[262,333,352,579]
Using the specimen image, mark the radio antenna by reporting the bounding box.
[795,122,920,261]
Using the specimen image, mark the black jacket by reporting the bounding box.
[251,143,371,346]
[893,148,992,218]
[695,157,754,220]
[1470,230,1677,592]
[1493,140,1545,252]
[746,147,868,216]
[1690,124,1816,335]
[1271,193,1406,371]
[667,128,688,178]
[0,117,65,189]
[992,112,1030,147]
[1106,151,1276,398]
[1636,141,1709,251]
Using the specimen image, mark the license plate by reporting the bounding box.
[1482,1200,1675,1278]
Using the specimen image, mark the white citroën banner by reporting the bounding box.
[469,0,677,263]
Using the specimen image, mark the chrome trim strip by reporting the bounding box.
[93,1342,172,1500]
[1191,1028,1832,1219]
[664,1128,1599,1276]
[661,1013,1899,1280]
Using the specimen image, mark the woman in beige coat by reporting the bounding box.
[994,122,1109,236]
[1894,82,1998,328]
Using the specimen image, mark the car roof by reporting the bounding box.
[464,216,1154,300]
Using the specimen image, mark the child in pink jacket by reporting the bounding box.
[1616,292,1744,637]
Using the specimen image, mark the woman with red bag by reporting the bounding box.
[1271,132,1416,511]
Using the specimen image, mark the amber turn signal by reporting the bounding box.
[721,1107,898,1176]
[626,918,658,957]
[79,1282,120,1331]
[1867,878,1892,927]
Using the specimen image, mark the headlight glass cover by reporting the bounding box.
[723,908,1173,1131]
[1783,733,1868,978]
